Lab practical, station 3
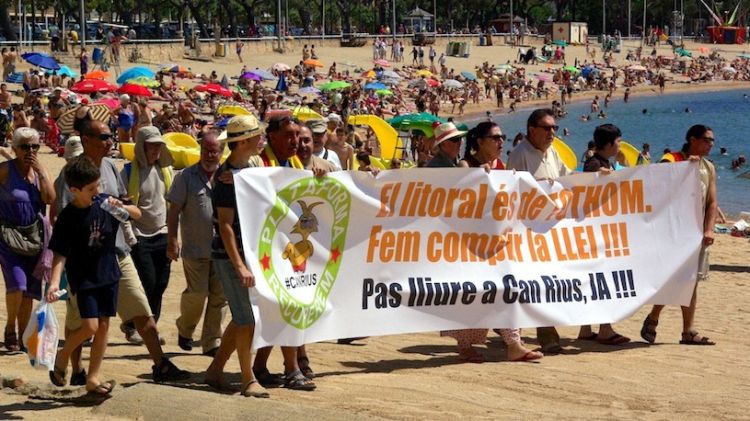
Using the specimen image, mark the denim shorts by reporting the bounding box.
[214,258,255,326]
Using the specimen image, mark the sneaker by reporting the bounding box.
[120,323,144,345]
[152,358,191,383]
[178,335,193,351]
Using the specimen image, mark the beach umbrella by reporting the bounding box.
[85,70,110,80]
[426,78,439,87]
[117,66,155,84]
[272,62,291,72]
[497,64,515,71]
[71,79,117,94]
[220,74,229,89]
[195,83,233,97]
[443,79,464,89]
[580,66,597,78]
[319,80,351,91]
[382,70,401,79]
[460,71,477,81]
[374,59,390,67]
[364,82,387,91]
[722,66,737,74]
[303,59,324,68]
[57,104,111,134]
[162,64,189,74]
[675,48,692,57]
[552,39,568,46]
[241,72,264,82]
[407,79,427,89]
[117,83,153,97]
[361,70,376,78]
[22,52,60,70]
[376,89,393,96]
[275,72,288,92]
[415,69,433,77]
[250,68,276,80]
[291,106,323,121]
[298,86,321,95]
[738,53,750,59]
[126,76,160,88]
[217,104,253,116]
[159,63,177,71]
[95,98,120,110]
[563,65,579,73]
[389,112,446,130]
[382,77,401,86]
[46,65,77,78]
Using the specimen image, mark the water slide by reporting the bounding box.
[619,141,641,167]
[347,114,403,159]
[553,137,577,170]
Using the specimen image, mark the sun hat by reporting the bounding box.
[218,114,265,143]
[136,126,166,144]
[433,122,466,147]
[308,119,327,134]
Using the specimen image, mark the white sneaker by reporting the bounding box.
[120,323,144,345]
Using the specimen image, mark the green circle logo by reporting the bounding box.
[258,176,351,329]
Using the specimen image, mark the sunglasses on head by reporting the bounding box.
[18,143,41,151]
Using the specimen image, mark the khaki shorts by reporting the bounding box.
[65,254,153,330]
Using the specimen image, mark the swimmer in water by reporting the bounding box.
[642,109,648,114]
[685,107,691,113]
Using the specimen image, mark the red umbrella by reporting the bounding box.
[426,78,439,87]
[71,79,117,94]
[117,83,153,97]
[195,83,233,98]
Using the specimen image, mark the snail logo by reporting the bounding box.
[258,177,351,329]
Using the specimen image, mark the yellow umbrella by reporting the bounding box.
[416,69,433,77]
[126,76,160,88]
[292,106,323,122]
[217,104,252,116]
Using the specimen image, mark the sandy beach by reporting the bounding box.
[2,38,750,420]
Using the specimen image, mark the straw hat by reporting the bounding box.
[218,115,265,144]
[433,122,466,147]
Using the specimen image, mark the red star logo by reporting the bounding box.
[330,247,341,263]
[260,253,271,271]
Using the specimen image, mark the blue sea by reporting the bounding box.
[465,89,750,216]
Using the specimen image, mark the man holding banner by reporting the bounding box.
[506,108,571,354]
[640,124,718,346]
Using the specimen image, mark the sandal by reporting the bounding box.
[253,367,284,388]
[680,331,716,346]
[49,365,67,387]
[510,350,544,362]
[640,316,658,344]
[205,376,238,393]
[284,369,316,391]
[297,356,315,379]
[4,329,20,352]
[242,380,270,398]
[70,369,87,386]
[86,380,116,396]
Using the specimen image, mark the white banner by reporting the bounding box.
[234,163,703,347]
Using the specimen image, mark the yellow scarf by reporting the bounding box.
[260,144,303,169]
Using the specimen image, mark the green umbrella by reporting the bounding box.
[388,112,446,129]
[552,39,568,46]
[319,80,351,91]
[563,65,579,73]
[675,48,692,57]
[376,89,393,96]
[739,53,750,59]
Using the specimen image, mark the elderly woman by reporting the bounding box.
[0,128,55,351]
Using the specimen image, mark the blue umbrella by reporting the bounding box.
[22,52,60,70]
[581,66,597,78]
[364,82,387,91]
[117,66,156,84]
[46,65,77,78]
[460,71,477,80]
[275,72,288,92]
[215,117,231,128]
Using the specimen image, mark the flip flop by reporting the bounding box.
[86,380,116,396]
[597,333,631,345]
[49,366,67,387]
[510,350,544,362]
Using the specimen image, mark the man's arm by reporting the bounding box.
[166,203,182,261]
[703,164,718,246]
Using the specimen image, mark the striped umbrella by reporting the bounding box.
[57,104,112,134]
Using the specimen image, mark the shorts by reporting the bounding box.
[697,245,709,282]
[66,254,153,330]
[76,282,119,319]
[214,257,255,326]
[0,250,42,300]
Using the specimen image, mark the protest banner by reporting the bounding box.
[234,163,703,347]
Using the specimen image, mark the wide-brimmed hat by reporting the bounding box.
[433,122,466,146]
[218,115,264,143]
[63,136,83,161]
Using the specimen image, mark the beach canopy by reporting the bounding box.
[71,79,117,94]
[319,80,351,91]
[85,70,110,80]
[22,52,60,70]
[364,82,387,91]
[46,65,77,78]
[535,73,553,81]
[117,83,153,97]
[460,71,477,80]
[303,59,324,68]
[117,66,156,84]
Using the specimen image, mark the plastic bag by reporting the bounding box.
[22,299,59,371]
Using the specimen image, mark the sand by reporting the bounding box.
[2,39,750,420]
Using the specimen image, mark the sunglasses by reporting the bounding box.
[535,125,559,132]
[701,136,715,143]
[18,143,41,151]
[487,134,506,141]
[98,133,114,141]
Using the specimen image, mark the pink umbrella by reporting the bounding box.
[95,98,120,110]
[374,59,390,67]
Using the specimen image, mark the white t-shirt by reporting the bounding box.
[315,148,342,170]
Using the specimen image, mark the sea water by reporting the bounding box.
[473,89,750,215]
